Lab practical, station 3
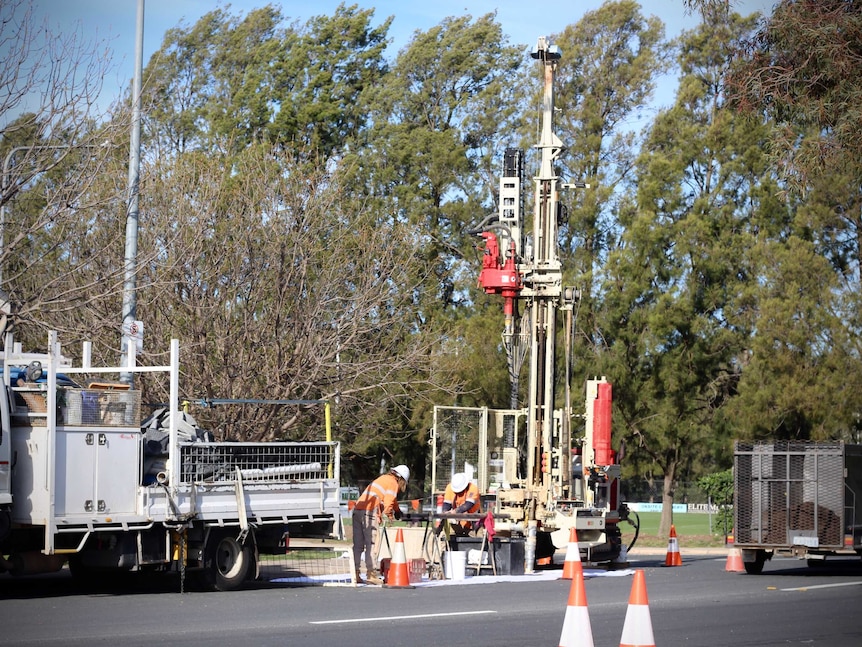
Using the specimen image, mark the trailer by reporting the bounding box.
[733,440,862,574]
[0,330,340,590]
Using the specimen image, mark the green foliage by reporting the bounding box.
[722,1,862,444]
[697,469,733,534]
[269,4,391,155]
[697,469,732,503]
[596,9,766,536]
[143,3,390,160]
[340,13,525,437]
[728,0,862,189]
[9,0,862,497]
[551,1,671,361]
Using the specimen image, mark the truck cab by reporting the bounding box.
[0,363,78,535]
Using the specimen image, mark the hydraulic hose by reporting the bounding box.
[625,510,641,552]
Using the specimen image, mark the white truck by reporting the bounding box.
[0,330,341,590]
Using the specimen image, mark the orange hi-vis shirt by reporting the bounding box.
[354,473,401,521]
[443,481,481,533]
[444,481,481,514]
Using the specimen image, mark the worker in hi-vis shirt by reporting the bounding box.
[352,464,409,584]
[442,472,480,536]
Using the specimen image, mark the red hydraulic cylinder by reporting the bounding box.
[593,381,613,466]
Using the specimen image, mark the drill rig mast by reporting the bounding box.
[476,37,625,564]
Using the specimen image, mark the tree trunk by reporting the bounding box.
[659,464,676,539]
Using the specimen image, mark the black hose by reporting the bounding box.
[466,214,498,235]
[625,509,640,552]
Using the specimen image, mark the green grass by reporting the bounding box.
[628,511,710,535]
[340,509,728,548]
[622,511,727,548]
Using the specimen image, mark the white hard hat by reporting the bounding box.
[391,465,410,482]
[451,472,469,493]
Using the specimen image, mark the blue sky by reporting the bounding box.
[20,0,774,114]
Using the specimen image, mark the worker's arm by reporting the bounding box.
[453,499,476,513]
[384,477,408,521]
[382,499,402,520]
[378,475,403,520]
[441,485,455,513]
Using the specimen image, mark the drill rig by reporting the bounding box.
[474,37,628,565]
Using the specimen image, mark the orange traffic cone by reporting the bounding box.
[664,524,682,566]
[383,528,415,589]
[725,546,745,572]
[562,527,583,580]
[558,562,594,647]
[619,570,655,647]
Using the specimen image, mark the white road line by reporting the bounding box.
[780,581,862,592]
[310,610,498,625]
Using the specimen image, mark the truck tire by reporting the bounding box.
[743,550,767,575]
[0,509,10,542]
[202,529,253,591]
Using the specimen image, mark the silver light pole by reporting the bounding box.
[120,0,144,382]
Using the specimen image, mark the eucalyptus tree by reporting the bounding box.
[549,0,670,359]
[596,7,771,536]
[142,3,390,161]
[341,15,525,423]
[720,0,862,443]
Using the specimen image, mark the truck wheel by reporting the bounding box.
[0,509,10,542]
[202,529,252,591]
[743,550,767,575]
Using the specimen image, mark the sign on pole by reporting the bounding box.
[122,320,144,355]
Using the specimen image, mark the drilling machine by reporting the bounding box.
[475,37,629,566]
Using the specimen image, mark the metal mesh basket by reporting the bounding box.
[179,442,337,484]
[734,440,845,548]
[60,388,142,427]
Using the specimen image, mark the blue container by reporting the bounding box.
[81,391,100,425]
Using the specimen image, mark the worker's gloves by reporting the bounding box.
[393,507,403,520]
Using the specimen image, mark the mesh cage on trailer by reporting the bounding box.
[179,442,338,484]
[734,440,846,549]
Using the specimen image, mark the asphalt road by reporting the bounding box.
[2,550,861,646]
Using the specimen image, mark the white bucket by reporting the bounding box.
[444,551,467,580]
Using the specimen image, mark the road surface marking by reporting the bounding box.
[780,581,862,592]
[311,610,498,625]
